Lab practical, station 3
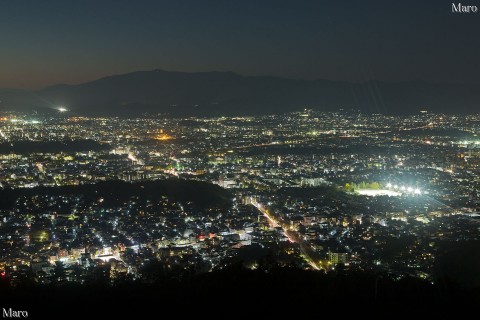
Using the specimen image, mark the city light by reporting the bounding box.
[155,133,173,141]
[0,109,474,305]
[386,182,422,195]
[0,0,478,311]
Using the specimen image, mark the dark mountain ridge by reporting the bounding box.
[1,69,478,116]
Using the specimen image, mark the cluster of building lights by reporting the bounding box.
[459,140,480,145]
[386,183,421,195]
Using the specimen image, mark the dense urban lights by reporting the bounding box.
[0,110,478,294]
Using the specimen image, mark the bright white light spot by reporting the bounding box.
[407,187,413,192]
[357,189,401,197]
[58,107,67,112]
[401,186,406,191]
[393,184,398,189]
[386,183,392,188]
[414,189,421,194]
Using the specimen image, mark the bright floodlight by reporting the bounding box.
[387,183,392,188]
[414,188,421,194]
[401,186,406,191]
[393,184,398,189]
[58,107,67,112]
[407,187,413,192]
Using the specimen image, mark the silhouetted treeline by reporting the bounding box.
[0,179,232,210]
[0,139,109,154]
[397,128,476,139]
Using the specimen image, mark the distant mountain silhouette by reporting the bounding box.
[1,69,479,116]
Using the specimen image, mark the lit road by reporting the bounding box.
[250,199,321,270]
[0,128,8,141]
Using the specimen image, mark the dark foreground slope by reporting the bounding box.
[0,266,477,318]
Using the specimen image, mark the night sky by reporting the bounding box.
[1,0,479,88]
